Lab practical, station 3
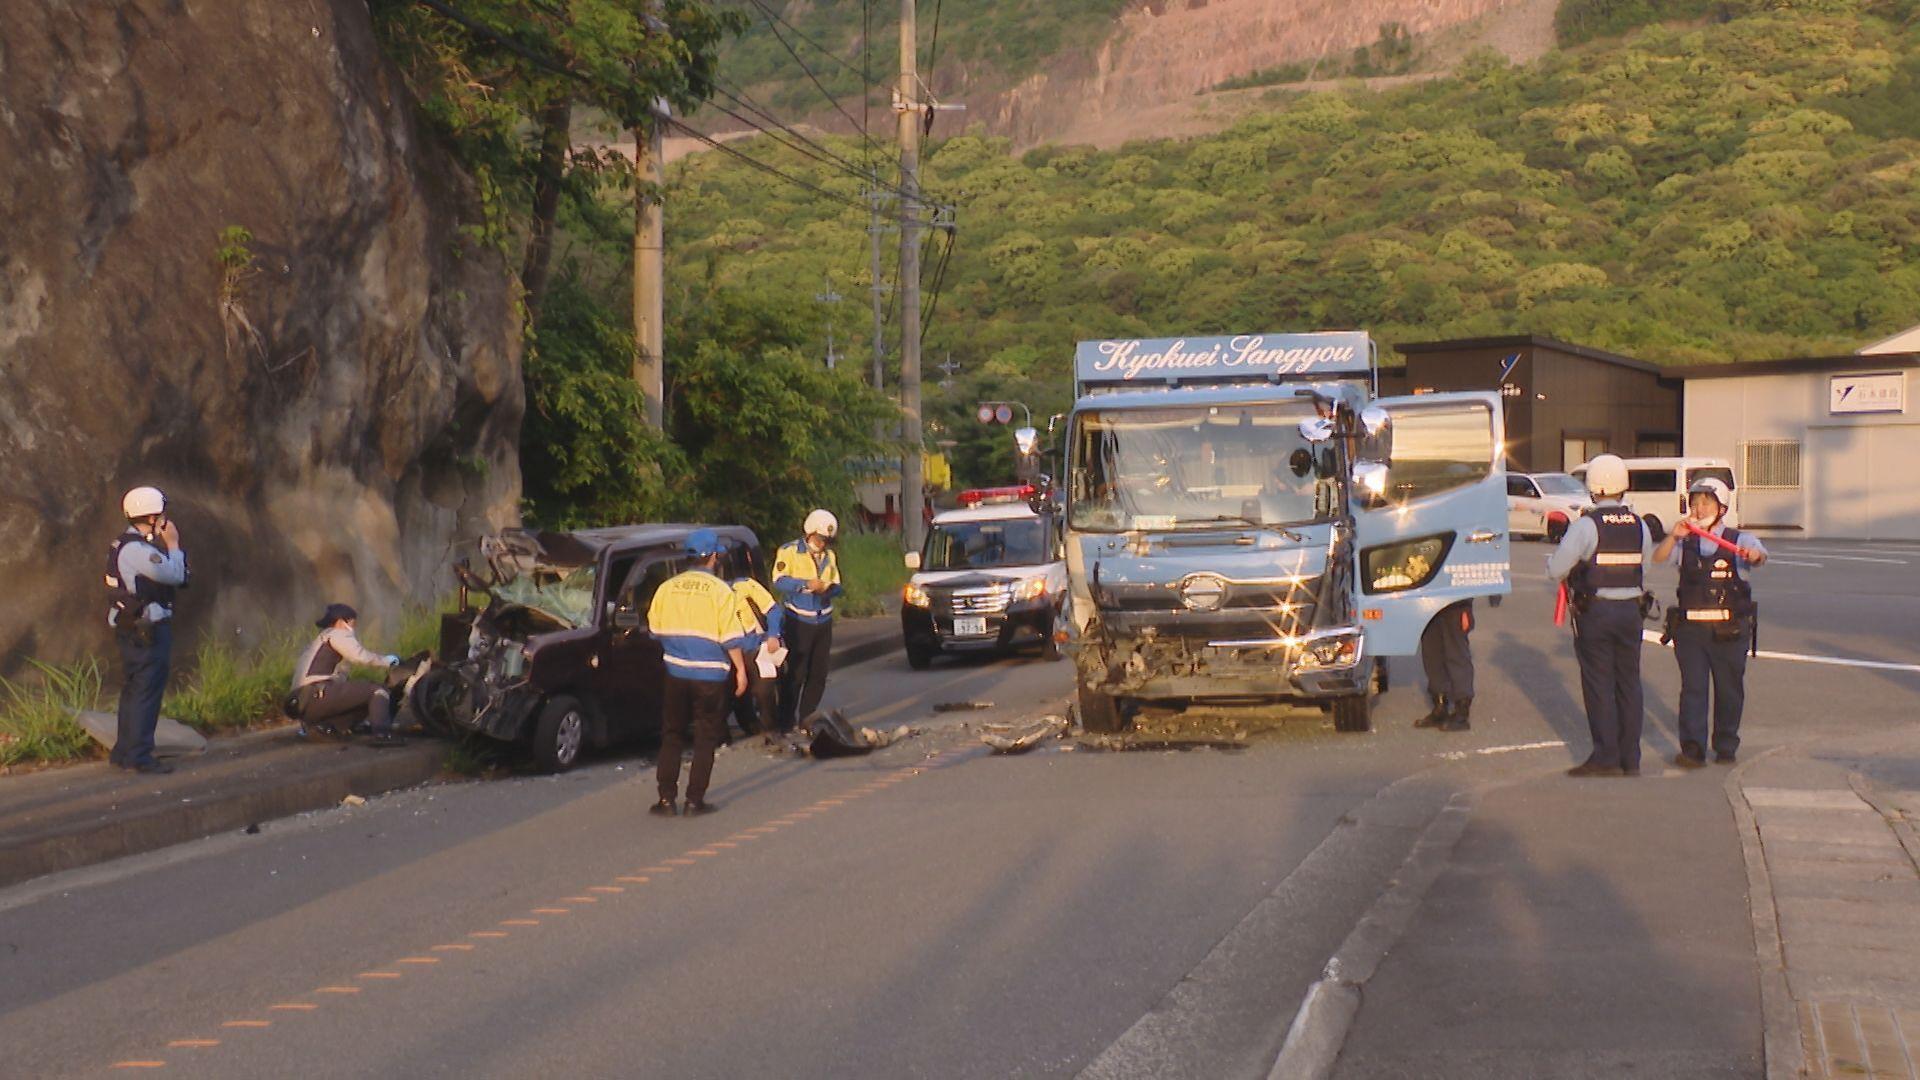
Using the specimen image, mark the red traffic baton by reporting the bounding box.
[1674,519,1744,556]
[1553,581,1569,626]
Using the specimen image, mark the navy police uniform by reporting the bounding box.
[1548,500,1655,775]
[1416,600,1474,731]
[105,527,189,770]
[1667,524,1763,763]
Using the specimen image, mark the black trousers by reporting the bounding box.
[301,679,393,735]
[779,618,833,730]
[112,621,173,767]
[1673,622,1749,758]
[1420,600,1475,700]
[731,664,780,736]
[658,677,729,804]
[1573,598,1645,769]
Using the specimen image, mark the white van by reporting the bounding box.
[1571,456,1737,538]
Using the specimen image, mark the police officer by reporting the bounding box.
[728,557,784,740]
[1547,454,1656,777]
[1652,477,1766,768]
[1415,600,1475,732]
[774,509,843,731]
[292,603,405,747]
[648,529,751,816]
[106,486,189,774]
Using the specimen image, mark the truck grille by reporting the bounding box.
[1100,576,1321,640]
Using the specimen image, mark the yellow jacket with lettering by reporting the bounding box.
[647,568,750,682]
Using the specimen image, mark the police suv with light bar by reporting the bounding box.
[900,488,1067,668]
[1057,332,1512,733]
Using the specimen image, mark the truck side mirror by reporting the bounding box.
[904,552,922,571]
[1353,461,1391,508]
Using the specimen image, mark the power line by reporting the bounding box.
[739,0,876,85]
[706,81,948,213]
[921,225,956,335]
[742,0,873,146]
[663,117,874,214]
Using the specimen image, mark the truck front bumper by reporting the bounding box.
[1074,625,1368,702]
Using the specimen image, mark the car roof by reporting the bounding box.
[527,524,761,565]
[932,504,1045,525]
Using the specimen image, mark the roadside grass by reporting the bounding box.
[836,531,910,618]
[0,659,103,767]
[167,634,303,733]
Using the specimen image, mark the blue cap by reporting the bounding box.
[684,528,726,557]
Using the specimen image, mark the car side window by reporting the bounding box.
[604,556,637,615]
[1506,476,1534,498]
[1628,469,1677,493]
[621,558,684,626]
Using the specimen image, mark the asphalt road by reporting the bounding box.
[5,537,1916,1078]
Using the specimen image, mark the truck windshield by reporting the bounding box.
[1069,402,1333,533]
[923,517,1050,570]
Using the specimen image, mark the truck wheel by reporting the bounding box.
[906,642,933,670]
[1076,679,1128,734]
[533,695,587,773]
[1373,660,1390,695]
[1332,693,1373,733]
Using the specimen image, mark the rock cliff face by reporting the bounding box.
[984,0,1525,146]
[0,0,523,670]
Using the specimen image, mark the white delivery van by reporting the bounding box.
[1571,457,1737,538]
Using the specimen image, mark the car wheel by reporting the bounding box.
[1041,626,1063,662]
[1642,515,1665,543]
[1076,678,1128,734]
[906,642,933,670]
[1546,517,1568,543]
[1332,692,1373,733]
[533,695,587,773]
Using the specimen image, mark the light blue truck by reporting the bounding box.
[1057,332,1512,733]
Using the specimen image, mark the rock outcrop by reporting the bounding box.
[0,0,523,670]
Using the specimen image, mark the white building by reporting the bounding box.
[1678,347,1920,540]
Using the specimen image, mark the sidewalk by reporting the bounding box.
[1733,734,1920,1079]
[0,615,904,888]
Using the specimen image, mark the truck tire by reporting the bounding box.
[1332,692,1373,733]
[1076,679,1128,734]
[533,695,587,773]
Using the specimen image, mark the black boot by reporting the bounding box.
[1438,697,1472,732]
[1414,694,1448,729]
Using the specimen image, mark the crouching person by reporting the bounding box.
[292,603,405,747]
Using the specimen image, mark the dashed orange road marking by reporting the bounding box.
[688,850,720,858]
[616,876,651,884]
[531,908,569,915]
[664,857,698,866]
[766,819,796,826]
[167,1040,219,1049]
[316,987,360,995]
[818,799,847,806]
[640,865,675,873]
[397,957,440,965]
[221,1020,271,1028]
[472,931,510,938]
[710,842,738,849]
[561,896,598,903]
[590,886,624,894]
[357,972,402,980]
[501,918,540,927]
[432,944,475,952]
[112,1061,166,1069]
[269,1003,317,1011]
[788,812,815,819]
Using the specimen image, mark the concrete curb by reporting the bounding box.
[1268,792,1477,1079]
[0,742,443,888]
[0,630,906,890]
[1723,745,1808,1080]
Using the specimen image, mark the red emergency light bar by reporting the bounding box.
[956,484,1036,507]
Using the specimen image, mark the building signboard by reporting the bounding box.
[1829,372,1906,415]
[1074,332,1371,390]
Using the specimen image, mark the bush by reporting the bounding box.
[0,660,102,767]
[834,532,911,618]
[167,636,302,733]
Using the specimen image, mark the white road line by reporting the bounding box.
[1641,631,1920,674]
[1783,547,1920,557]
[1439,740,1567,762]
[1773,552,1908,564]
[1762,559,1824,568]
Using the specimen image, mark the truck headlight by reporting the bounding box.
[903,582,931,608]
[1362,535,1450,594]
[1296,628,1363,670]
[1013,576,1048,602]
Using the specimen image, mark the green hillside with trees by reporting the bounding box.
[651,0,1920,485]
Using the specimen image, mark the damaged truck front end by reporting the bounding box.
[1060,332,1512,735]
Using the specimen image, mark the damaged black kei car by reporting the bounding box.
[407,525,765,772]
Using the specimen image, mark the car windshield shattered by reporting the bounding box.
[490,564,598,628]
[1069,401,1335,533]
[923,518,1050,571]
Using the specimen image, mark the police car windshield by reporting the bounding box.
[1535,473,1586,497]
[923,518,1049,571]
[1069,402,1330,533]
[492,564,598,628]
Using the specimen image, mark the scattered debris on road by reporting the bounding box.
[933,701,994,712]
[340,794,367,807]
[980,715,1069,754]
[808,712,914,758]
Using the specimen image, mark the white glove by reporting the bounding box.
[385,654,401,666]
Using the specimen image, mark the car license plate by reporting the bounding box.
[953,616,988,637]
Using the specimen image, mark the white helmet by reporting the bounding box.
[1688,476,1732,510]
[1584,454,1628,498]
[122,486,167,519]
[803,509,839,539]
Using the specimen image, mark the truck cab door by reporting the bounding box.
[1353,392,1512,657]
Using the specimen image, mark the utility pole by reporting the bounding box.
[815,278,843,370]
[897,0,925,551]
[632,100,666,430]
